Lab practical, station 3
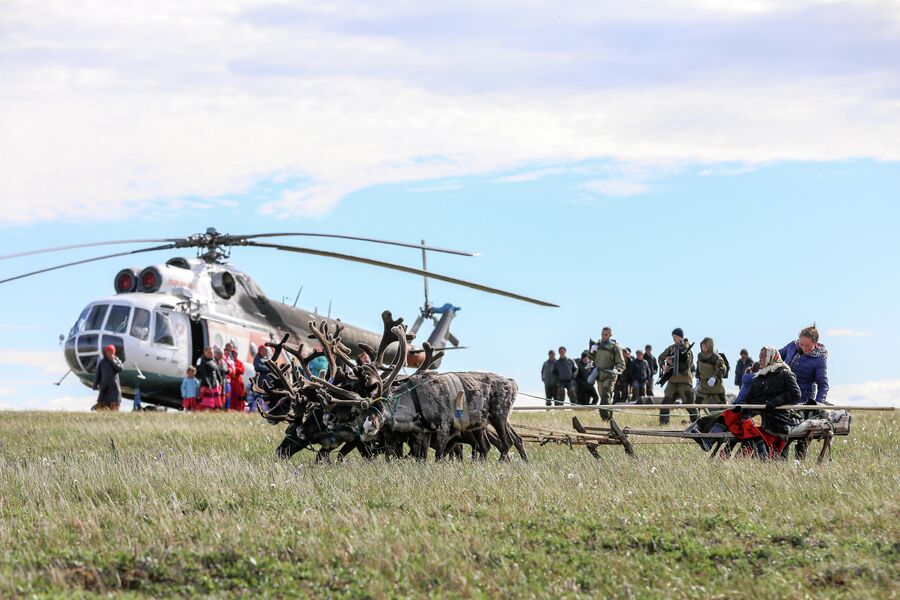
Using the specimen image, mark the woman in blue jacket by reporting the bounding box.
[780,324,829,459]
[780,324,829,405]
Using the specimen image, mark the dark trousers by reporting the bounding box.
[631,381,647,403]
[577,384,599,405]
[644,379,654,398]
[544,383,559,406]
[613,378,631,403]
[659,382,698,425]
[555,381,577,405]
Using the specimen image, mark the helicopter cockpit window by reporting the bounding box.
[69,306,90,337]
[153,311,175,346]
[104,305,131,334]
[85,304,109,331]
[130,308,151,341]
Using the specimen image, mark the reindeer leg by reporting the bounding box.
[315,449,331,464]
[337,439,360,461]
[489,414,512,462]
[433,424,451,461]
[509,426,528,462]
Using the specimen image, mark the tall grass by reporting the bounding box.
[0,410,897,598]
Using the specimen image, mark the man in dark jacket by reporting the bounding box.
[614,348,634,403]
[551,346,578,405]
[644,344,658,398]
[541,350,558,406]
[734,349,753,388]
[92,344,123,411]
[575,351,600,405]
[629,350,652,403]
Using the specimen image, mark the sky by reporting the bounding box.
[1,0,899,410]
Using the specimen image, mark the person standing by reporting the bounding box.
[249,345,272,413]
[696,337,727,408]
[657,328,698,425]
[541,350,558,407]
[780,324,829,459]
[215,346,233,410]
[592,327,625,420]
[575,351,600,405]
[92,344,123,411]
[629,350,652,403]
[734,349,753,389]
[180,366,200,412]
[197,346,222,411]
[644,344,658,398]
[614,348,634,403]
[229,347,246,412]
[780,325,829,405]
[552,346,579,405]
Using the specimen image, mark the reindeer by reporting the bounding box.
[252,310,526,462]
[355,312,525,461]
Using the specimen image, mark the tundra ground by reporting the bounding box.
[0,410,897,598]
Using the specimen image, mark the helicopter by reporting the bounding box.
[0,228,556,409]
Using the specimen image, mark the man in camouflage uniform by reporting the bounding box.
[695,337,727,410]
[592,326,625,421]
[657,328,698,425]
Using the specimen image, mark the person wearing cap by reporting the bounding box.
[656,328,698,425]
[92,344,123,411]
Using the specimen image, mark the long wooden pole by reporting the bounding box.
[511,403,896,412]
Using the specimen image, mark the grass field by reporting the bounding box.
[0,409,897,598]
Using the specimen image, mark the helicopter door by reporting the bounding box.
[152,309,190,374]
[190,319,206,367]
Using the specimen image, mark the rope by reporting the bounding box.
[381,376,434,425]
[515,396,695,419]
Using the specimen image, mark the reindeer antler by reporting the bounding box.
[374,311,404,366]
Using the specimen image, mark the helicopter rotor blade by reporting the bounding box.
[0,244,177,286]
[229,233,477,257]
[246,241,558,307]
[0,238,182,261]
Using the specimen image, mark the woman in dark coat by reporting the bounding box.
[196,346,222,411]
[744,346,801,442]
[92,344,123,410]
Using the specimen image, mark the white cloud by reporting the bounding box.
[2,0,900,223]
[828,379,900,407]
[0,350,68,376]
[825,328,873,337]
[580,179,652,197]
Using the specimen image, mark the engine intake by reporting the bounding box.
[114,268,139,294]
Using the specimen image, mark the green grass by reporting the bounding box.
[0,410,897,598]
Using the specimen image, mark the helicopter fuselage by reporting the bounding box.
[63,257,415,409]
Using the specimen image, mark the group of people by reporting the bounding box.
[541,324,829,428]
[182,342,248,412]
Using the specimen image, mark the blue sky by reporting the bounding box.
[1,1,899,408]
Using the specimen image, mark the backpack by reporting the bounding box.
[719,352,730,379]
